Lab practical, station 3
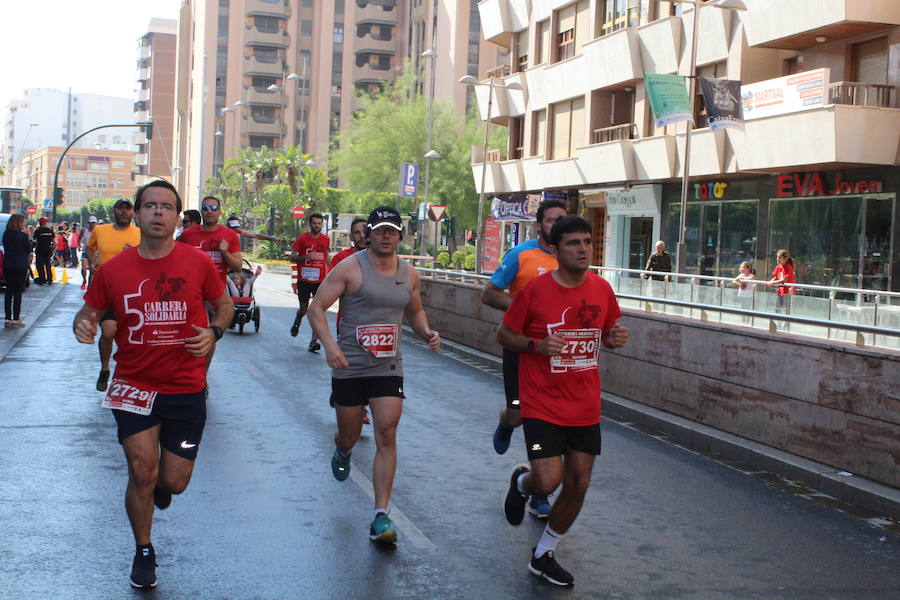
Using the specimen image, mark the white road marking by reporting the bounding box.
[347,463,436,550]
[239,354,264,379]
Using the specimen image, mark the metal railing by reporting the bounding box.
[413,263,900,350]
[590,122,637,144]
[829,81,894,108]
[486,64,512,78]
[486,148,508,162]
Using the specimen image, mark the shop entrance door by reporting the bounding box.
[862,194,894,292]
[627,217,654,270]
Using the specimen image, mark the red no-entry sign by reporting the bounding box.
[292,206,306,219]
[26,205,37,215]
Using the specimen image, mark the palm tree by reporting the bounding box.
[274,145,314,202]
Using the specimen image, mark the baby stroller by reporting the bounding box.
[227,260,261,334]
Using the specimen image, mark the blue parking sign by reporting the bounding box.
[399,163,418,198]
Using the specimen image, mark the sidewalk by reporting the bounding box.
[0,267,76,362]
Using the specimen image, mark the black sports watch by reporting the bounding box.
[209,325,224,341]
[527,337,537,352]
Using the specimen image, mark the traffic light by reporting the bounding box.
[407,212,418,235]
[144,121,153,140]
[53,187,64,206]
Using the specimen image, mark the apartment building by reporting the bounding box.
[172,0,499,207]
[2,89,134,187]
[17,146,137,211]
[133,18,178,186]
[473,0,900,292]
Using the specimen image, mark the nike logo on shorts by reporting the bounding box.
[181,441,197,449]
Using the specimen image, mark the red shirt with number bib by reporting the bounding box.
[292,232,330,283]
[503,271,621,427]
[178,224,241,281]
[84,244,225,395]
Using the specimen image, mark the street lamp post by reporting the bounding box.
[674,0,747,277]
[458,75,522,274]
[421,45,439,257]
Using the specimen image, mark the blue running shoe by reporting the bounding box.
[527,494,552,519]
[493,422,513,455]
[369,512,397,543]
[331,447,351,481]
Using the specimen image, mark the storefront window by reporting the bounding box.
[768,194,895,290]
[668,201,757,278]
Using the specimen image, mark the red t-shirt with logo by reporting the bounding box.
[330,246,357,270]
[292,233,330,283]
[178,224,241,280]
[772,263,796,296]
[83,244,225,394]
[503,271,621,427]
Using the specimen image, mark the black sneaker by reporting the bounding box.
[308,340,321,352]
[528,548,574,587]
[129,544,157,589]
[504,464,530,525]
[153,486,172,510]
[96,370,110,392]
[290,324,299,337]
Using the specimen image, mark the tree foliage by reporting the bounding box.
[332,62,496,232]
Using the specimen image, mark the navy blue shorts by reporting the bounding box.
[112,389,207,460]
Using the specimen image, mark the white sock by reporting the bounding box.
[516,473,529,495]
[374,508,388,518]
[534,525,563,558]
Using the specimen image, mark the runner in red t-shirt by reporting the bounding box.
[72,180,234,590]
[497,216,628,588]
[177,196,242,282]
[290,212,331,352]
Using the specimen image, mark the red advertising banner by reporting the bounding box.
[482,217,502,273]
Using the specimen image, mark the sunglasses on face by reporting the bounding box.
[201,205,219,211]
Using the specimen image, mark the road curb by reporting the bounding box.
[0,282,66,363]
[433,334,900,521]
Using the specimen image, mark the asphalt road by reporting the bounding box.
[1,270,898,600]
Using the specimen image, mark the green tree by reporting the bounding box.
[332,61,493,233]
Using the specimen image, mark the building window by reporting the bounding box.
[531,109,547,158]
[253,47,278,63]
[334,26,344,44]
[550,96,585,159]
[597,0,630,38]
[252,76,277,90]
[536,20,550,65]
[251,106,276,122]
[112,160,125,169]
[254,16,280,33]
[557,29,575,61]
[301,19,313,36]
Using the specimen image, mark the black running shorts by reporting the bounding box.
[296,281,321,303]
[112,389,207,460]
[331,376,405,407]
[502,348,520,410]
[522,418,602,461]
[100,308,116,323]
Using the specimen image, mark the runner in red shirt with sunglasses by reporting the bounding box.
[73,180,234,590]
[498,216,628,588]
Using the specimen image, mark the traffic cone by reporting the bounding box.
[32,266,38,278]
[61,268,69,284]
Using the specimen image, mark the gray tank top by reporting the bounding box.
[335,249,411,379]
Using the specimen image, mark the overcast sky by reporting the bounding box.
[0,0,183,112]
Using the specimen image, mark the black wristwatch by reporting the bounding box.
[209,325,224,341]
[527,337,536,352]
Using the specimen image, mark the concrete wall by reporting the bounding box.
[419,277,900,489]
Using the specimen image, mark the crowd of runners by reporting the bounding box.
[68,180,627,590]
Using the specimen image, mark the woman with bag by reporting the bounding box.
[3,214,33,328]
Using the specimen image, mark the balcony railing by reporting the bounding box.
[828,82,894,108]
[486,148,508,162]
[590,123,637,144]
[486,64,512,79]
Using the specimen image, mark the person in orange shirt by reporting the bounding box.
[85,198,142,392]
[480,198,568,520]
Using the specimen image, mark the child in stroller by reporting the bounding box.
[227,261,262,333]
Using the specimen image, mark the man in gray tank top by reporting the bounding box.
[307,206,441,544]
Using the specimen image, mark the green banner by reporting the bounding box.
[645,73,693,127]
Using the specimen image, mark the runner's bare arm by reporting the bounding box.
[185,290,234,357]
[497,322,565,356]
[73,303,104,344]
[601,324,628,348]
[480,281,512,311]
[308,259,354,369]
[289,248,302,263]
[404,268,440,352]
[219,239,243,272]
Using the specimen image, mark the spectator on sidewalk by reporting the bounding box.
[32,217,55,284]
[3,214,32,328]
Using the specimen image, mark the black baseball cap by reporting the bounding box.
[114,198,133,209]
[367,206,402,231]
